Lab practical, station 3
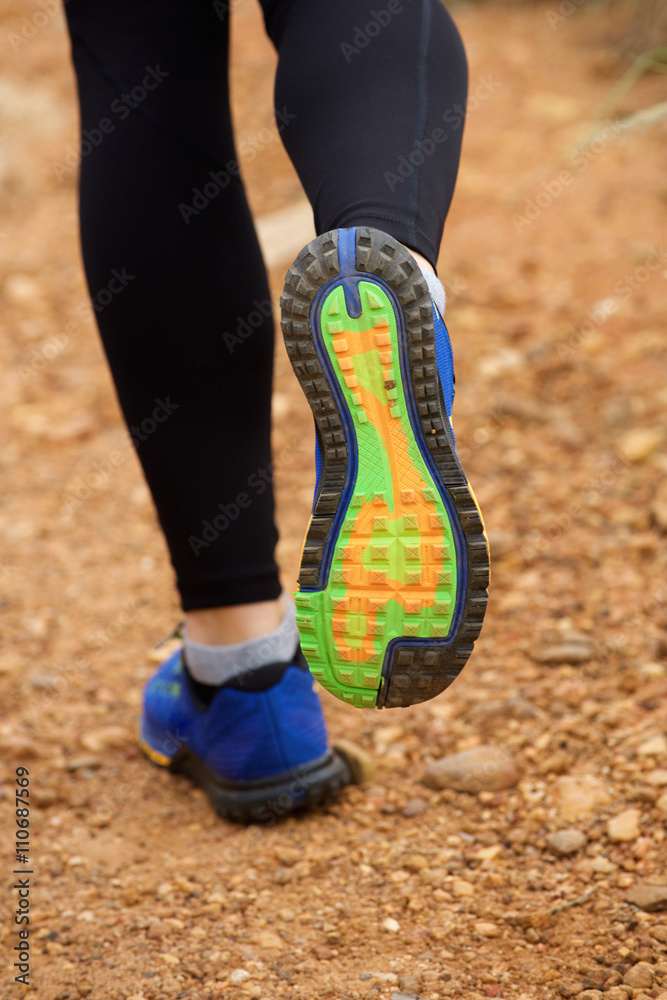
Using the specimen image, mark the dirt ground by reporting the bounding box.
[1,1,667,998]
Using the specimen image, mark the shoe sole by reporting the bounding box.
[139,735,351,825]
[281,227,489,709]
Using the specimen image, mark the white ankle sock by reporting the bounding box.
[183,592,300,686]
[420,268,446,317]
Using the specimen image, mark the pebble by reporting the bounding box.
[80,726,131,752]
[622,962,653,989]
[576,991,603,1000]
[382,917,401,933]
[590,856,616,874]
[637,734,667,755]
[606,989,631,1000]
[398,975,420,991]
[657,793,667,813]
[66,756,102,772]
[474,922,501,938]
[618,427,663,463]
[271,867,293,885]
[545,828,587,856]
[552,775,612,821]
[390,993,421,1000]
[535,642,592,665]
[422,745,519,793]
[607,808,641,842]
[402,798,429,818]
[626,883,667,912]
[651,925,667,943]
[451,879,475,898]
[333,738,376,785]
[645,769,667,786]
[229,969,250,984]
[250,929,284,950]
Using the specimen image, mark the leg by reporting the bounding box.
[64,0,282,634]
[260,0,489,708]
[262,0,468,269]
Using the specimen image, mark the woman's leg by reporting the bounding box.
[261,0,468,270]
[64,0,283,638]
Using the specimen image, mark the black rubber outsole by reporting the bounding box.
[280,227,490,709]
[167,747,351,825]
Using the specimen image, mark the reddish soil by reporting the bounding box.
[0,2,666,999]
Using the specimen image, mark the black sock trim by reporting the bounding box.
[182,643,308,708]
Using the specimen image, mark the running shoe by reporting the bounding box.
[281,227,489,709]
[139,644,350,823]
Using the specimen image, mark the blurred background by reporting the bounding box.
[0,1,666,998]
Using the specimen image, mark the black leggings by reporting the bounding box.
[63,0,468,610]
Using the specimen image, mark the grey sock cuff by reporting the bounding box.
[422,269,446,318]
[183,592,299,686]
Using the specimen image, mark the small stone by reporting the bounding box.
[474,922,501,938]
[382,917,401,933]
[422,745,519,793]
[403,854,429,873]
[398,976,421,992]
[606,989,630,1000]
[657,793,667,813]
[146,921,170,939]
[80,726,131,752]
[30,671,58,689]
[645,769,667,786]
[637,734,667,756]
[650,925,667,943]
[545,828,587,856]
[590,856,616,873]
[622,962,653,989]
[626,883,667,912]
[452,878,475,898]
[552,775,612,821]
[66,756,102,772]
[618,427,663,463]
[390,993,421,1000]
[229,969,250,984]
[333,738,376,785]
[536,642,593,665]
[582,971,607,991]
[274,846,301,866]
[271,867,294,885]
[402,798,429,818]
[607,808,641,842]
[251,929,285,950]
[159,953,180,965]
[576,991,603,1000]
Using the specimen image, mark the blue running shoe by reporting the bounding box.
[139,644,351,823]
[281,227,489,709]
